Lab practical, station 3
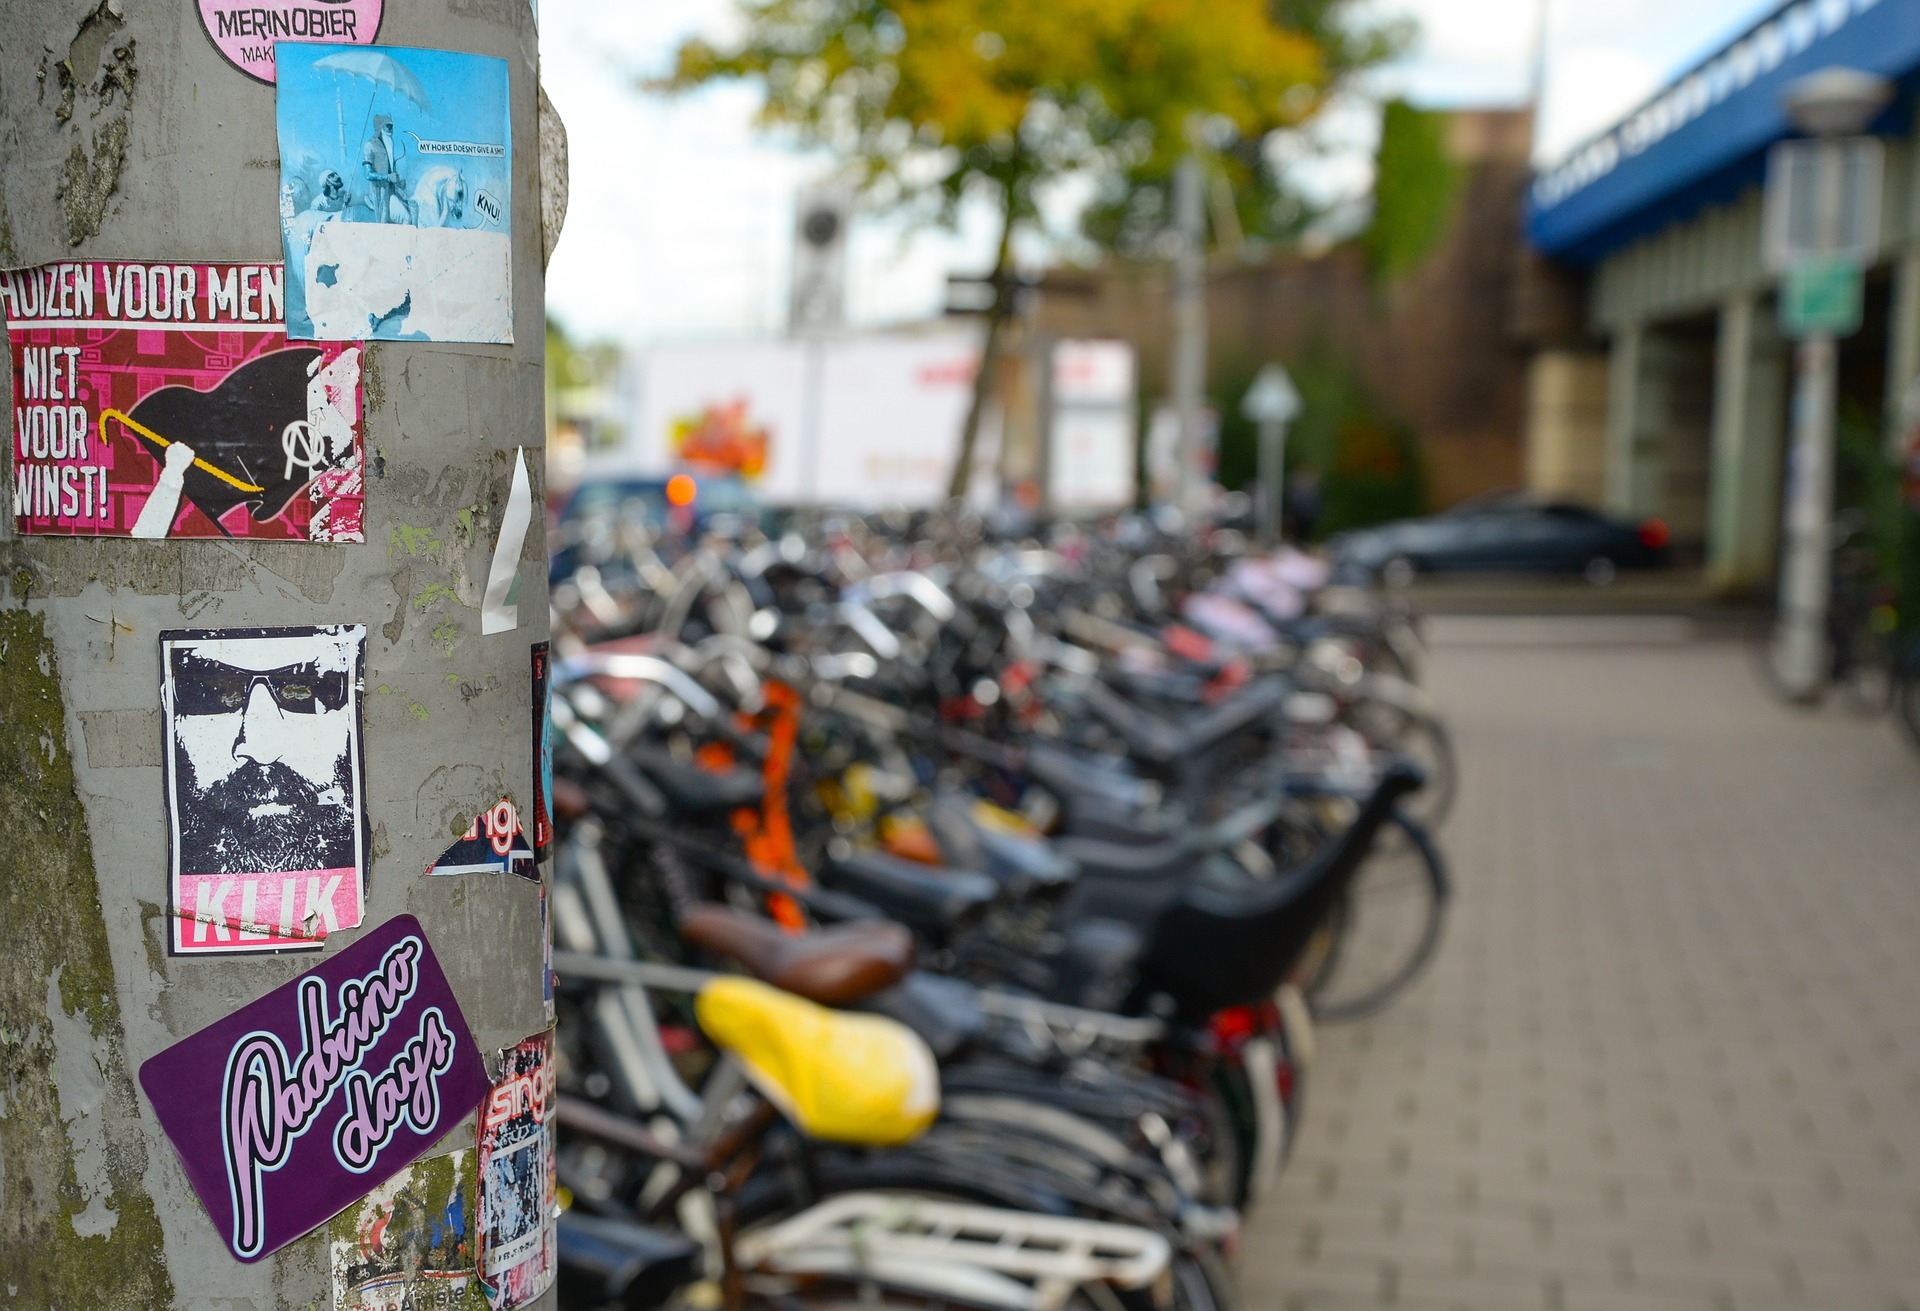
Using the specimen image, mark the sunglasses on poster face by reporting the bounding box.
[172,662,350,716]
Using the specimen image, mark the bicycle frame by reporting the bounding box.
[551,898,1177,1311]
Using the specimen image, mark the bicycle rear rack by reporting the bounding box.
[736,1191,1173,1311]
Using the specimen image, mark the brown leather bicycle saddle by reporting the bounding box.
[679,903,915,1006]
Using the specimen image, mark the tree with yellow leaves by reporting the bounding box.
[662,0,1401,499]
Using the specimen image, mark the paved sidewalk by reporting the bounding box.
[1241,625,1920,1311]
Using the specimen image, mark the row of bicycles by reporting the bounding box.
[543,505,1456,1310]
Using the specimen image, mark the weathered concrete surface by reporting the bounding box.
[2,1,268,264]
[1240,624,1920,1310]
[0,1,553,1304]
[0,609,172,1309]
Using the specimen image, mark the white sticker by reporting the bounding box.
[482,448,533,635]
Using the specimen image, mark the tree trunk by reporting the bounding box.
[947,182,1020,501]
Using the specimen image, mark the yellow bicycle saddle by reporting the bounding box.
[696,976,940,1147]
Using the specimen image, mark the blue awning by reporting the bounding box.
[1528,0,1920,264]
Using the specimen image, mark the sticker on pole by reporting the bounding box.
[531,642,553,850]
[427,799,536,880]
[328,1150,480,1309]
[276,42,513,343]
[539,882,554,1023]
[197,2,384,85]
[139,914,491,1263]
[161,625,368,955]
[481,448,533,634]
[478,1030,557,1308]
[3,261,365,541]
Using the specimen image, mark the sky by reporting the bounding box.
[538,0,1786,348]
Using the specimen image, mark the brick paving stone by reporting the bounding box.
[1238,628,1920,1309]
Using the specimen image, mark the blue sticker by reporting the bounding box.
[277,42,513,343]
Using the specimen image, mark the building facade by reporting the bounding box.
[1028,108,1537,512]
[1525,0,1920,588]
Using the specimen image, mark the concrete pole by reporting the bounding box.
[1,4,551,1306]
[1772,134,1852,697]
[1712,291,1758,591]
[1170,149,1209,516]
[1773,334,1840,696]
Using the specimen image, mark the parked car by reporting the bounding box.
[1328,494,1670,586]
[550,467,761,581]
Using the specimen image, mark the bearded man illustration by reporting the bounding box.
[166,635,358,877]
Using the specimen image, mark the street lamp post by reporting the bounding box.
[1170,149,1210,517]
[1767,67,1893,699]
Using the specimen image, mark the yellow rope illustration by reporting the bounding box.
[100,408,267,494]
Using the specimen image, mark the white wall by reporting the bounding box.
[626,327,997,507]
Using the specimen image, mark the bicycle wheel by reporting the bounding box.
[1302,808,1449,1023]
[1338,699,1457,831]
[1192,1060,1256,1210]
[1382,713,1455,831]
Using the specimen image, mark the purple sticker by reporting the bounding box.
[140,914,490,1262]
[197,1,384,85]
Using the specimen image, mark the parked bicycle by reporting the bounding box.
[1757,509,1903,712]
[540,502,1458,1308]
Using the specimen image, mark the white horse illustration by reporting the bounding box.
[410,165,468,228]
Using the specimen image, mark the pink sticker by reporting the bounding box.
[4,262,366,542]
[197,1,383,84]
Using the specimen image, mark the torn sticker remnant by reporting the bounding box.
[427,798,535,880]
[478,1030,556,1309]
[161,624,368,955]
[540,882,554,1023]
[328,1148,479,1311]
[480,449,532,635]
[531,642,552,850]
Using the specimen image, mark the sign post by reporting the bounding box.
[789,183,851,504]
[1762,68,1892,698]
[789,182,851,337]
[1242,363,1302,546]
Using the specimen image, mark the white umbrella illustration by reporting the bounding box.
[314,48,431,114]
[315,50,431,222]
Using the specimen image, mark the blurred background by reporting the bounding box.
[539,0,1920,623]
[531,6,1920,1308]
